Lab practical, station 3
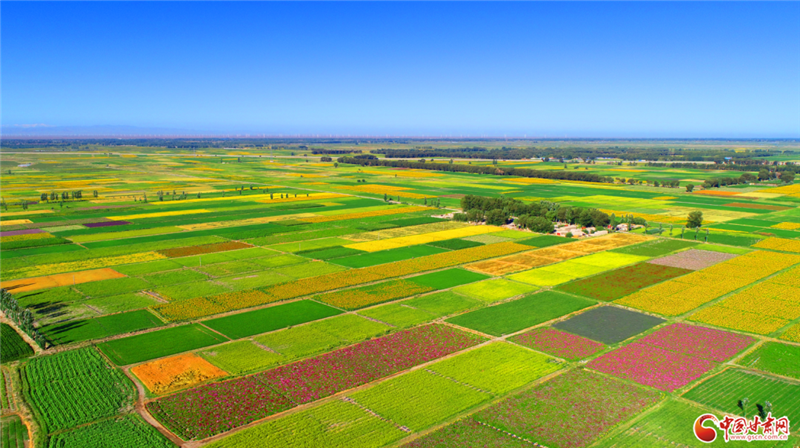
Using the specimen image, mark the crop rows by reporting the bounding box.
[22,347,135,433]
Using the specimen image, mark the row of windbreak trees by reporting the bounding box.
[370,146,780,162]
[701,170,794,188]
[39,190,98,202]
[337,157,614,183]
[453,195,647,233]
[0,289,46,348]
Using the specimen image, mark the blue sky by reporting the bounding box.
[3,2,799,137]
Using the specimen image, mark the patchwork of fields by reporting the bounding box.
[1,150,800,448]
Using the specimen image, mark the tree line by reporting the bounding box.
[337,157,614,183]
[371,146,786,162]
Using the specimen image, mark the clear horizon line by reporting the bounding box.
[2,133,799,141]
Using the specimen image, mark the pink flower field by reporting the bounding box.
[637,323,753,361]
[587,341,716,391]
[146,376,293,440]
[259,324,484,403]
[587,323,753,391]
[509,327,604,360]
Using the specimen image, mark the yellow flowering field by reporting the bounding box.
[769,266,800,288]
[753,237,800,253]
[314,279,433,309]
[152,297,228,321]
[0,268,125,293]
[598,209,686,224]
[780,324,800,343]
[347,221,468,242]
[617,250,800,316]
[0,233,55,243]
[505,178,557,184]
[108,209,212,220]
[758,184,800,195]
[685,264,800,335]
[5,251,166,280]
[0,219,33,226]
[467,233,648,275]
[362,169,443,178]
[1,210,53,217]
[689,306,790,335]
[770,222,800,230]
[345,225,502,252]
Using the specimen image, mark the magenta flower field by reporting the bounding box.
[83,220,132,228]
[146,376,293,440]
[587,341,715,391]
[509,327,604,360]
[637,323,753,361]
[259,324,485,403]
[0,228,45,237]
[587,323,753,391]
[146,324,484,440]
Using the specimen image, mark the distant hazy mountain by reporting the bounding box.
[1,125,212,137]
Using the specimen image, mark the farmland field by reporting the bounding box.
[0,323,33,362]
[2,142,800,447]
[0,416,28,448]
[552,306,665,344]
[595,399,799,448]
[45,415,173,448]
[739,342,800,380]
[683,369,800,424]
[472,369,661,447]
[446,291,594,336]
[98,324,228,365]
[21,347,135,434]
[202,300,341,338]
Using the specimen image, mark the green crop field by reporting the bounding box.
[205,399,405,448]
[98,324,228,365]
[404,291,482,315]
[198,340,284,375]
[2,141,800,447]
[596,399,799,448]
[682,369,800,424]
[350,369,490,431]
[428,342,561,394]
[406,268,490,289]
[446,291,595,336]
[739,342,800,380]
[452,278,538,303]
[358,303,436,328]
[202,300,341,339]
[0,323,34,362]
[40,309,164,346]
[331,245,448,268]
[46,415,174,448]
[0,416,28,448]
[21,348,135,434]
